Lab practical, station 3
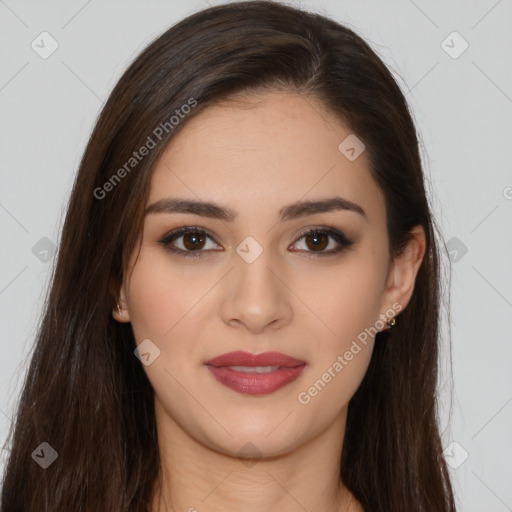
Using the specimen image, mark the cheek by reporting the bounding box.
[295,254,386,348]
[293,302,377,432]
[125,254,212,415]
[291,252,386,405]
[126,250,211,343]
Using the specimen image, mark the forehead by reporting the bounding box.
[148,91,384,220]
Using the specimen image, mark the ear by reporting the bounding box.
[112,281,131,323]
[380,225,426,316]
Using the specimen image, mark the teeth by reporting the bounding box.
[229,366,280,374]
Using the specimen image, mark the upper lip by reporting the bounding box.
[204,351,306,368]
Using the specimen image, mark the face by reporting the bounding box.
[115,90,421,458]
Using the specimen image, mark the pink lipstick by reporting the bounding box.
[204,351,306,395]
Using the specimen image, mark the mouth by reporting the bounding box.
[227,365,281,373]
[204,351,307,396]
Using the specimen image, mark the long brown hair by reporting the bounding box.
[1,2,456,510]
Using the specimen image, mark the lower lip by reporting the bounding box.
[206,365,306,395]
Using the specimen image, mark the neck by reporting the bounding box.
[150,398,361,512]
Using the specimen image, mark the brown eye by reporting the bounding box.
[304,231,329,251]
[182,232,207,250]
[159,226,221,258]
[290,227,354,256]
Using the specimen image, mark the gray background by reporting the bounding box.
[1,1,511,510]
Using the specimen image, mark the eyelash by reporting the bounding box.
[159,225,354,259]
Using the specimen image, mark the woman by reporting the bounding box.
[1,1,456,511]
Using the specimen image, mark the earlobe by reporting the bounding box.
[383,225,426,313]
[112,285,131,323]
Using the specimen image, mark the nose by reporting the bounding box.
[219,245,293,334]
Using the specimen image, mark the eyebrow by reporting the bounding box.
[145,196,366,222]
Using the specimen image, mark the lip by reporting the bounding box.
[204,351,307,396]
[204,350,306,368]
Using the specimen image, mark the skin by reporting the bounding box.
[113,90,426,512]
